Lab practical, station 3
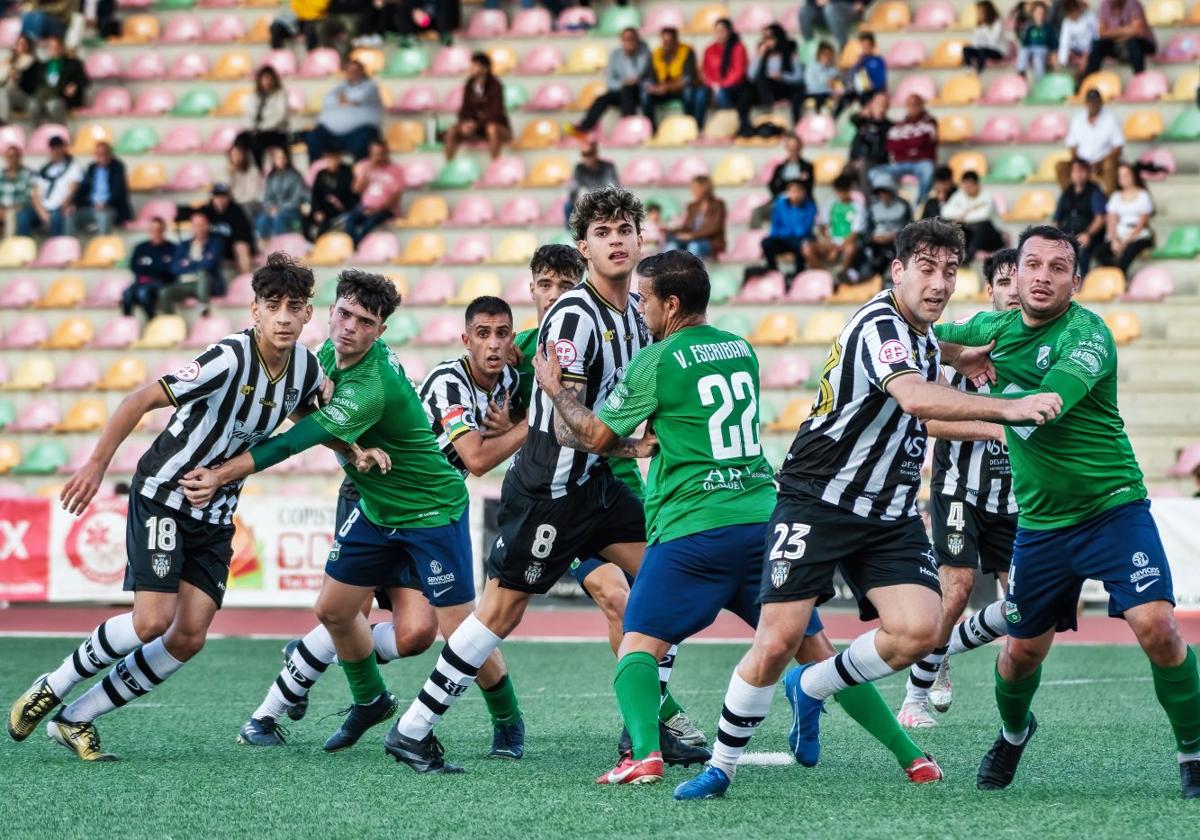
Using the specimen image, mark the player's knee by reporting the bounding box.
[1136,619,1185,667]
[894,621,943,664]
[591,584,628,625]
[314,600,354,630]
[395,624,437,658]
[1000,640,1045,676]
[132,611,171,642]
[164,628,206,661]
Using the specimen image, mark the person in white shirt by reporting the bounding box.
[15,135,83,237]
[1056,88,1123,194]
[1058,0,1099,75]
[962,1,1008,73]
[1098,161,1154,276]
[940,170,1005,265]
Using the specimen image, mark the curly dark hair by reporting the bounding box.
[982,247,1019,286]
[335,269,401,321]
[251,252,315,301]
[529,244,586,282]
[896,218,966,267]
[568,184,646,243]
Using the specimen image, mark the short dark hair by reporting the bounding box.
[529,244,586,282]
[816,40,835,55]
[1069,156,1090,171]
[895,218,966,266]
[569,184,645,242]
[471,51,491,70]
[960,170,980,184]
[982,247,1019,286]
[464,295,512,326]
[934,165,954,182]
[637,250,709,318]
[858,31,876,46]
[832,173,854,192]
[252,252,316,302]
[1016,225,1081,277]
[661,26,679,37]
[335,269,401,321]
[784,178,808,193]
[48,136,66,149]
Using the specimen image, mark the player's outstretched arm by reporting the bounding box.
[453,411,530,477]
[886,373,1063,427]
[61,383,173,515]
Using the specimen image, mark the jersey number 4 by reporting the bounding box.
[946,501,966,531]
[698,372,761,460]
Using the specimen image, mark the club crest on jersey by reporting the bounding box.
[174,361,200,382]
[946,534,965,556]
[1036,344,1052,370]
[430,560,443,574]
[552,340,578,367]
[328,541,341,563]
[1004,600,1021,623]
[1132,552,1149,568]
[878,339,909,365]
[151,552,171,578]
[770,560,790,589]
[524,561,544,585]
[284,388,300,413]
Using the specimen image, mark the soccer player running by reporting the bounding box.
[677,219,1063,800]
[899,247,1024,728]
[183,273,522,762]
[7,254,325,760]
[534,249,946,789]
[236,295,529,759]
[935,225,1200,798]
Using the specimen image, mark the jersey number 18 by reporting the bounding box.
[698,372,761,460]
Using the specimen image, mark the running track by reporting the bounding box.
[3,605,1198,644]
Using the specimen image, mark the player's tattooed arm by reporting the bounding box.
[538,364,655,458]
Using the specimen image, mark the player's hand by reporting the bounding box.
[634,431,659,459]
[352,445,390,474]
[481,397,516,438]
[179,467,222,507]
[956,341,998,388]
[533,340,563,397]
[318,377,335,407]
[506,341,525,368]
[1007,392,1063,426]
[60,459,106,516]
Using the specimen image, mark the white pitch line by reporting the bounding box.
[737,752,797,766]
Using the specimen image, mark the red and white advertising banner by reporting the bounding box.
[0,499,51,601]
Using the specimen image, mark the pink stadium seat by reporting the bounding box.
[168,51,210,80]
[431,46,472,76]
[1161,33,1199,63]
[1123,266,1175,301]
[976,114,1022,143]
[518,45,564,75]
[28,124,70,154]
[408,271,456,305]
[497,196,540,226]
[262,50,299,78]
[168,162,213,192]
[439,85,464,114]
[892,74,937,105]
[445,234,492,264]
[725,230,769,262]
[510,8,553,36]
[664,155,710,186]
[91,316,141,349]
[607,116,654,147]
[1138,147,1176,180]
[0,17,20,49]
[134,87,176,116]
[222,273,256,306]
[414,314,462,346]
[479,156,527,188]
[10,399,61,433]
[266,233,311,259]
[0,358,8,386]
[300,319,328,351]
[913,1,956,29]
[467,8,508,37]
[285,86,307,113]
[32,237,81,268]
[126,53,167,81]
[85,51,123,81]
[397,83,438,113]
[158,125,202,154]
[1168,442,1200,477]
[129,199,179,231]
[735,4,776,32]
[163,14,204,43]
[353,232,400,263]
[733,273,786,303]
[205,13,246,42]
[53,358,103,390]
[642,7,685,32]
[151,358,191,386]
[1121,71,1169,102]
[112,442,149,475]
[394,352,428,383]
[63,441,100,475]
[299,47,342,78]
[80,275,125,310]
[728,193,762,225]
[620,155,663,187]
[0,276,39,308]
[886,39,928,69]
[0,481,25,498]
[557,6,596,29]
[3,316,49,348]
[0,125,25,151]
[786,269,835,302]
[1025,112,1068,142]
[761,352,813,388]
[795,113,836,145]
[754,155,785,186]
[83,87,132,117]
[451,195,496,226]
[400,158,437,189]
[204,125,241,153]
[528,81,574,111]
[981,72,1029,104]
[503,275,531,305]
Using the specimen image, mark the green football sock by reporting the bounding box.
[995,662,1042,738]
[659,687,685,723]
[834,682,924,767]
[340,653,386,705]
[614,652,662,759]
[1151,647,1200,754]
[481,674,522,726]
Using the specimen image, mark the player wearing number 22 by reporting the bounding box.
[7,254,325,761]
[536,249,948,789]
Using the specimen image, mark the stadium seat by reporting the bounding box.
[503,82,529,112]
[117,124,161,157]
[447,195,494,227]
[892,75,938,106]
[430,45,472,76]
[71,124,113,157]
[400,195,450,227]
[526,81,573,112]
[479,156,527,187]
[3,355,54,390]
[206,12,246,42]
[685,4,728,34]
[3,315,48,349]
[713,154,757,187]
[761,353,813,389]
[0,401,13,430]
[642,6,685,33]
[126,52,167,81]
[1147,0,1185,23]
[1162,109,1200,141]
[134,316,188,349]
[525,156,571,188]
[1004,189,1056,222]
[385,46,430,78]
[83,87,132,117]
[353,232,400,264]
[13,441,68,475]
[975,113,1022,143]
[987,152,1035,183]
[1160,32,1199,63]
[467,8,508,37]
[28,124,69,154]
[951,267,981,301]
[510,7,552,35]
[395,83,437,114]
[172,88,220,117]
[167,162,213,192]
[912,1,956,29]
[1124,110,1164,141]
[497,196,541,227]
[664,154,710,185]
[91,316,142,349]
[382,311,420,346]
[1025,112,1068,142]
[445,233,492,265]
[514,45,563,78]
[801,311,844,344]
[308,232,355,266]
[601,116,651,149]
[384,121,425,154]
[32,237,81,269]
[706,268,739,305]
[982,72,1029,105]
[169,51,210,80]
[9,399,61,432]
[938,113,975,143]
[734,3,775,31]
[812,153,847,185]
[117,14,160,43]
[925,39,967,69]
[265,232,310,259]
[84,50,122,81]
[795,113,836,146]
[182,316,233,350]
[724,230,768,262]
[53,357,102,390]
[937,74,982,106]
[210,50,254,81]
[1153,226,1200,258]
[620,156,664,187]
[648,115,700,148]
[0,237,35,268]
[261,49,300,78]
[406,271,453,306]
[0,125,24,151]
[433,158,481,189]
[130,162,168,192]
[1026,72,1075,104]
[1076,70,1122,102]
[1166,69,1200,103]
[766,398,812,432]
[786,269,835,303]
[0,440,19,473]
[0,276,39,308]
[414,314,462,346]
[397,233,447,266]
[299,319,328,351]
[1136,147,1177,180]
[76,236,126,269]
[1104,310,1141,345]
[492,232,538,265]
[557,5,597,30]
[1078,267,1126,302]
[110,440,149,474]
[83,274,128,306]
[348,47,385,77]
[37,275,86,309]
[713,312,751,337]
[866,0,912,30]
[561,43,610,76]
[733,272,786,304]
[1123,266,1174,301]
[1031,150,1071,182]
[885,38,928,69]
[451,272,503,305]
[56,399,108,434]
[595,3,640,35]
[1121,71,1169,103]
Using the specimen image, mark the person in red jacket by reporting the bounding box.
[869,93,939,206]
[692,18,748,129]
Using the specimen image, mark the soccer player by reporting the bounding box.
[236,295,529,758]
[899,247,1023,728]
[6,254,325,760]
[676,219,1063,799]
[383,185,708,774]
[935,225,1200,798]
[182,272,518,762]
[534,249,944,788]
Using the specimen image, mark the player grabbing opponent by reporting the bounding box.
[936,225,1200,798]
[7,254,325,760]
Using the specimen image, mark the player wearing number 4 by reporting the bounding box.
[676,219,1064,800]
[534,249,944,788]
[7,254,326,760]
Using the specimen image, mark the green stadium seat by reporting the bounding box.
[987,151,1036,183]
[503,82,529,112]
[171,88,220,117]
[158,0,195,8]
[314,275,339,307]
[12,441,68,475]
[116,125,160,156]
[547,230,576,247]
[432,158,481,189]
[385,311,421,346]
[645,194,680,221]
[0,399,13,430]
[708,268,740,305]
[832,117,856,147]
[758,397,778,427]
[597,5,642,35]
[1025,73,1075,104]
[1152,226,1200,259]
[714,312,752,338]
[385,47,429,78]
[1162,108,1200,141]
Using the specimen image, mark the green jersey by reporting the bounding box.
[935,302,1145,530]
[597,324,776,544]
[313,339,468,529]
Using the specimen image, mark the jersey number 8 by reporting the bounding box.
[145,515,177,552]
[531,523,558,559]
[698,372,761,460]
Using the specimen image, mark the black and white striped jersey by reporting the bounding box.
[418,357,520,477]
[778,290,940,521]
[509,281,651,499]
[134,330,324,525]
[931,369,1018,515]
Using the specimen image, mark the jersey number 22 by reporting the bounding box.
[698,372,761,460]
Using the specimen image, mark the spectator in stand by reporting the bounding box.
[565,142,618,226]
[305,59,383,162]
[807,173,865,285]
[566,28,651,138]
[161,212,225,317]
[0,35,36,123]
[854,171,912,282]
[20,0,72,41]
[237,67,291,171]
[1053,156,1108,273]
[270,0,345,52]
[735,23,803,139]
[642,202,665,251]
[255,146,307,240]
[1057,88,1123,194]
[22,35,87,125]
[939,170,1006,264]
[397,0,460,48]
[345,139,403,246]
[122,217,176,320]
[666,175,726,259]
[1084,0,1156,80]
[920,165,957,219]
[306,148,357,240]
[643,27,699,130]
[227,145,263,220]
[799,0,866,51]
[873,93,938,206]
[963,1,1007,74]
[804,41,840,114]
[751,134,813,228]
[761,179,818,284]
[833,31,887,117]
[845,90,891,195]
[0,146,34,238]
[693,18,748,129]
[1017,1,1052,79]
[17,135,82,237]
[71,141,131,235]
[1097,161,1154,276]
[444,52,511,161]
[196,183,256,275]
[1058,0,1099,77]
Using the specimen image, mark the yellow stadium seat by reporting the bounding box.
[44,315,95,350]
[525,156,571,187]
[118,14,159,43]
[98,357,147,390]
[686,5,730,34]
[309,232,355,266]
[519,314,537,332]
[948,150,989,181]
[491,233,538,265]
[1105,310,1141,344]
[242,15,272,44]
[1031,149,1072,183]
[487,46,518,76]
[396,233,446,265]
[1124,110,1164,141]
[210,51,254,81]
[1077,267,1125,302]
[750,312,800,346]
[1147,0,1185,24]
[71,124,113,157]
[4,357,55,390]
[1076,70,1122,102]
[130,162,167,192]
[1189,0,1200,22]
[712,154,756,187]
[1004,189,1056,222]
[767,398,812,432]
[514,118,561,150]
[399,195,449,227]
[215,87,253,117]
[813,154,847,185]
[75,236,126,269]
[56,399,108,434]
[925,39,968,69]
[955,2,979,29]
[838,38,862,71]
[0,236,35,267]
[936,74,982,106]
[386,120,425,154]
[648,114,699,147]
[0,439,19,473]
[349,47,385,76]
[951,267,980,301]
[561,44,608,74]
[571,80,607,112]
[801,311,845,344]
[450,271,503,305]
[245,0,279,7]
[134,315,187,349]
[37,275,86,308]
[384,274,408,298]
[866,0,912,31]
[1167,69,1200,102]
[829,277,882,302]
[937,112,975,143]
[703,110,741,142]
